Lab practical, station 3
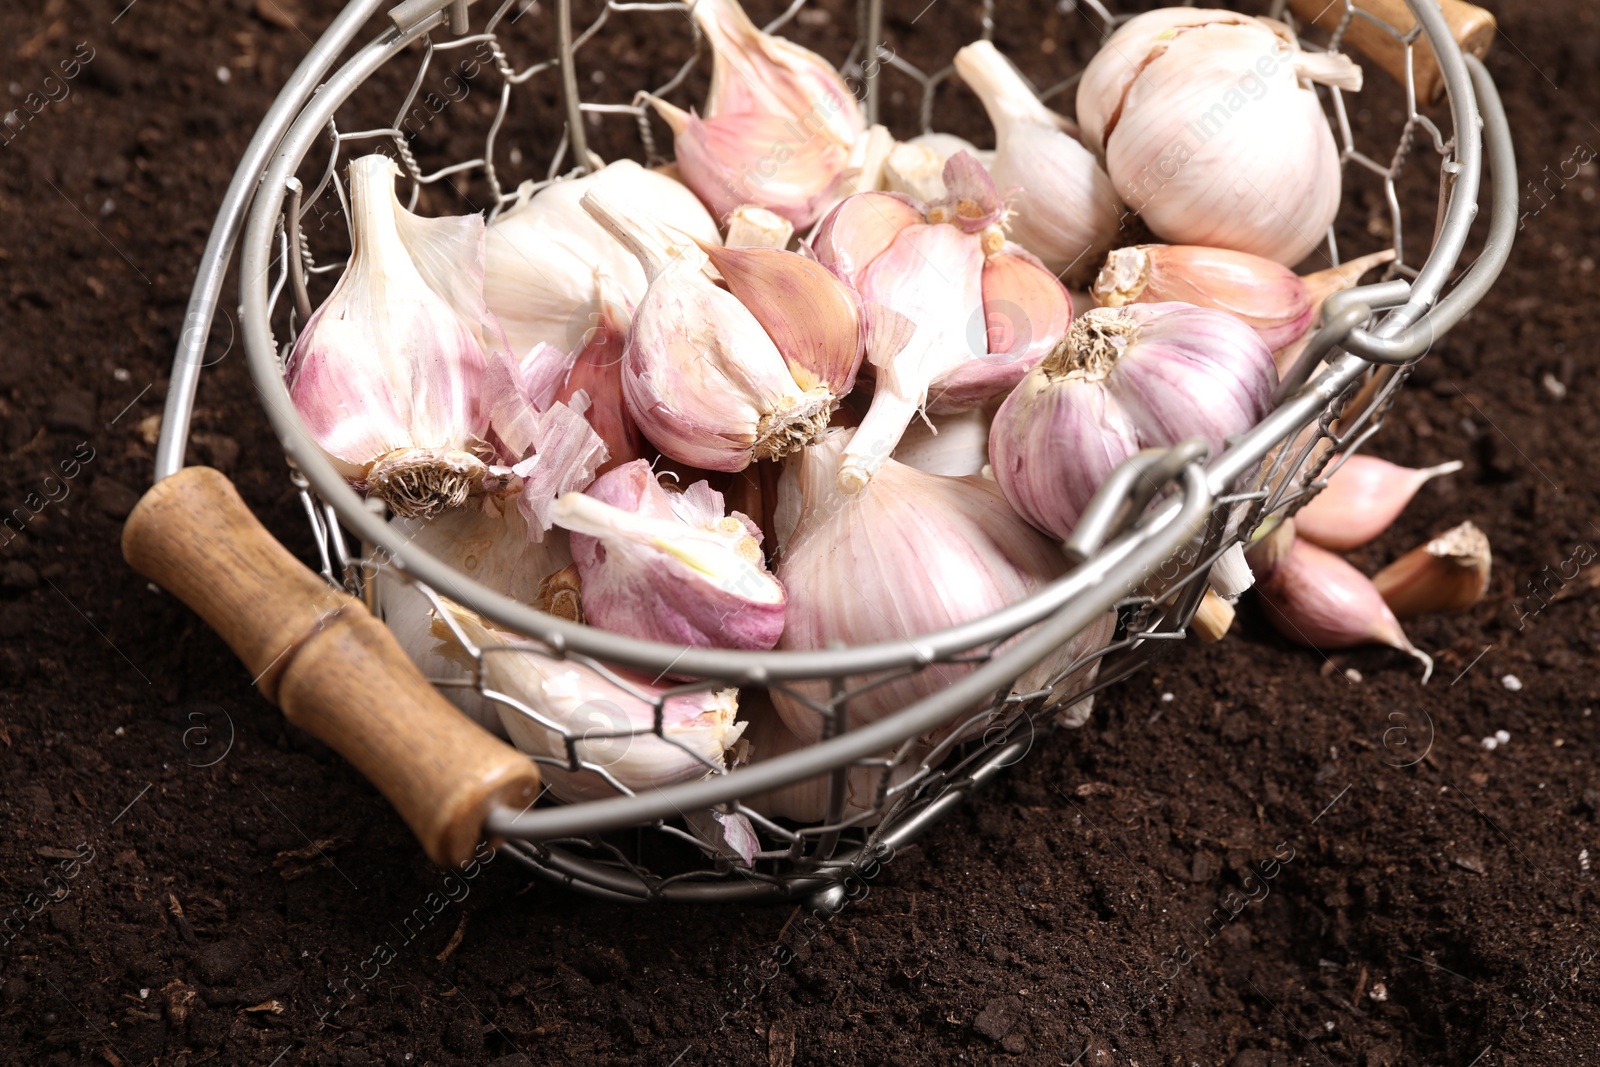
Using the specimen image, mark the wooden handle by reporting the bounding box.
[1288,0,1496,105]
[123,467,539,868]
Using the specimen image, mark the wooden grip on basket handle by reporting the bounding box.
[1287,0,1496,105]
[122,466,539,869]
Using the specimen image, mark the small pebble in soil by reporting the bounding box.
[1496,729,1511,744]
[216,66,231,83]
[1502,674,1523,691]
[1481,736,1499,751]
[1368,981,1388,1002]
[1581,849,1590,873]
[1345,668,1363,683]
[1160,691,1174,703]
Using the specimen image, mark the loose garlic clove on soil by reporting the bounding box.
[1372,521,1492,618]
[1294,455,1464,551]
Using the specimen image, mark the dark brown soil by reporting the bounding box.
[2,0,1597,1064]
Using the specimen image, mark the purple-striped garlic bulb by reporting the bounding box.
[989,302,1276,541]
[286,153,498,518]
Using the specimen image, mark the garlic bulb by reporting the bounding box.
[376,505,571,737]
[1077,10,1361,265]
[1249,524,1433,682]
[551,460,786,653]
[287,153,496,519]
[1094,245,1395,360]
[1294,455,1464,551]
[990,303,1276,541]
[650,0,865,226]
[813,155,1074,493]
[552,288,649,475]
[433,602,746,803]
[772,429,1110,743]
[484,160,719,358]
[955,40,1122,282]
[1373,521,1491,618]
[580,187,832,470]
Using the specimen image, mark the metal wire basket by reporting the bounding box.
[147,0,1515,903]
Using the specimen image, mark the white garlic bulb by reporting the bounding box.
[1076,9,1361,265]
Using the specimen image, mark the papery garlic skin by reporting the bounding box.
[376,506,572,737]
[1294,455,1464,551]
[484,160,719,358]
[553,292,649,475]
[773,429,1107,744]
[581,188,831,470]
[990,303,1276,540]
[287,154,493,518]
[955,41,1123,282]
[552,460,786,652]
[1252,533,1433,681]
[1078,10,1360,265]
[435,603,745,804]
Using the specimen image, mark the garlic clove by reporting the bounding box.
[1094,244,1311,351]
[287,154,494,519]
[1294,455,1464,551]
[580,187,832,470]
[1254,534,1433,682]
[954,40,1123,282]
[484,159,719,358]
[433,601,745,803]
[702,243,866,399]
[1372,521,1492,618]
[838,218,986,493]
[809,190,924,281]
[1097,245,1398,368]
[928,244,1073,414]
[552,460,786,654]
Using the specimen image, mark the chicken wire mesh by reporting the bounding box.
[155,0,1515,901]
